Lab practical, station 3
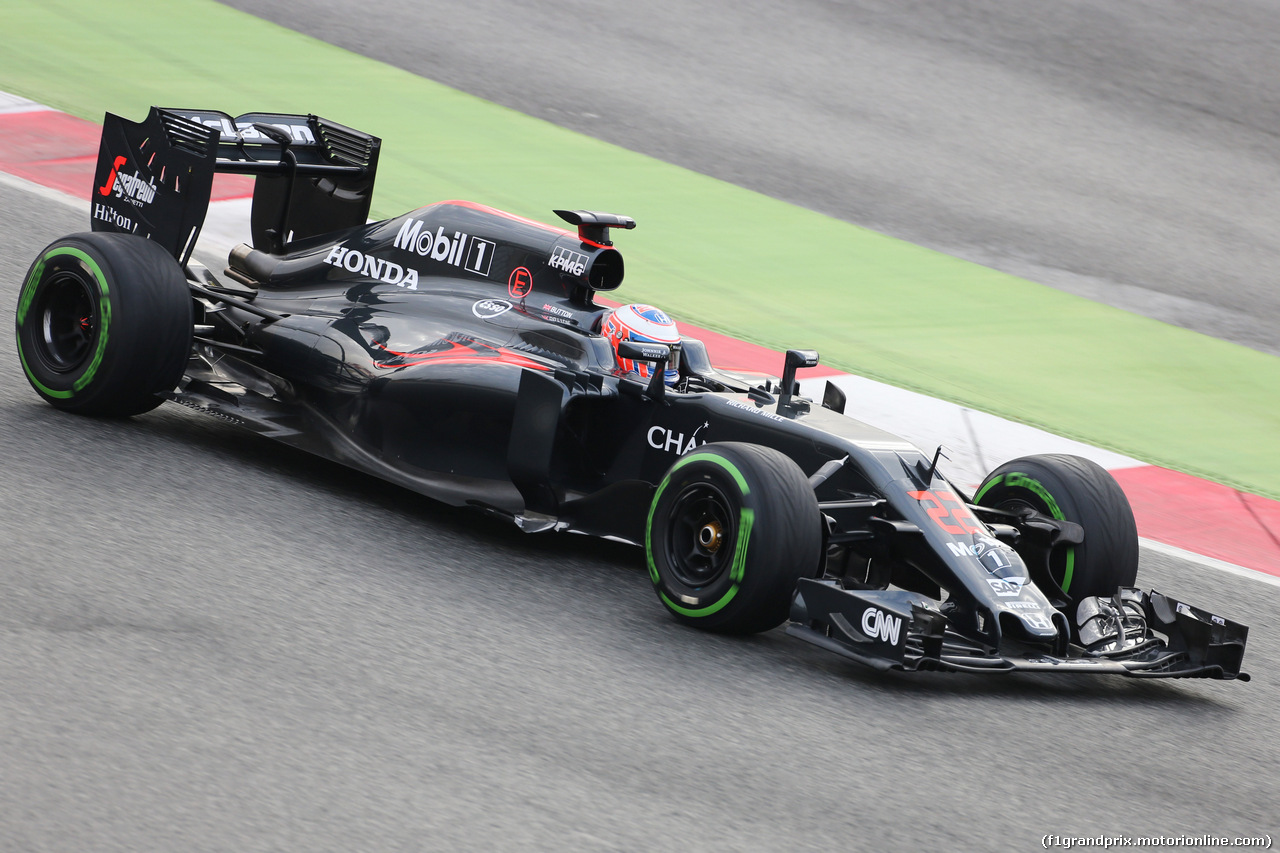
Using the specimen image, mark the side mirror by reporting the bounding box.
[616,340,670,365]
[822,380,846,415]
[778,349,819,414]
[616,340,670,400]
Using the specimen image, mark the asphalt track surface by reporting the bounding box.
[4,183,1280,850]
[5,3,1280,851]
[220,0,1280,357]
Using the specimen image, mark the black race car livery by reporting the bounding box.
[15,107,1249,680]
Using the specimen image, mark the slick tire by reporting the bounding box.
[15,232,192,417]
[646,442,822,634]
[974,454,1138,601]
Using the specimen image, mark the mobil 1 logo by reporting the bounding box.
[394,217,497,276]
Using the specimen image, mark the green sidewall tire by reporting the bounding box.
[15,232,192,417]
[974,453,1138,601]
[646,442,822,634]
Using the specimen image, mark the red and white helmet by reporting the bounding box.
[602,303,681,384]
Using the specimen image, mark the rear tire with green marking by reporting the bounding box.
[974,454,1138,601]
[15,232,192,417]
[646,442,822,634]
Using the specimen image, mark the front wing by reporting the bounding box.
[788,580,1249,680]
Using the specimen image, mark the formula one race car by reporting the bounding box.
[15,106,1249,680]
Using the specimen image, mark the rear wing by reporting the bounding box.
[90,106,380,263]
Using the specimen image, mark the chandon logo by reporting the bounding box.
[860,607,902,644]
[394,217,495,276]
[647,423,708,455]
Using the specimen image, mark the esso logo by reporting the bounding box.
[472,299,512,319]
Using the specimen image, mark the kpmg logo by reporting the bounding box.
[548,245,588,276]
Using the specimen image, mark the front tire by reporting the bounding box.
[646,442,822,634]
[15,232,192,416]
[974,454,1138,601]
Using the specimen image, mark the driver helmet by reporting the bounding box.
[602,303,681,385]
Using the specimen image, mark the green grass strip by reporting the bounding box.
[5,0,1280,497]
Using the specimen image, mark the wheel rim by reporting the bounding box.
[32,268,97,374]
[992,495,1075,592]
[664,482,737,588]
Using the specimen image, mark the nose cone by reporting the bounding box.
[1002,606,1060,641]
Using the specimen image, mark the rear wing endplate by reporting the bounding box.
[90,106,380,263]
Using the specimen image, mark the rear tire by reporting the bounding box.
[974,454,1138,601]
[646,442,822,634]
[15,232,192,416]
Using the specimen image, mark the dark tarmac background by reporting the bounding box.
[3,2,1279,849]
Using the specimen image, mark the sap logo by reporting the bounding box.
[860,607,903,645]
[324,246,419,289]
[986,577,1026,597]
[548,245,588,276]
[647,423,707,455]
[394,218,495,276]
[92,203,134,232]
[97,155,156,207]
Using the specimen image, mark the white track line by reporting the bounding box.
[0,169,87,207]
[0,92,50,114]
[1139,538,1280,589]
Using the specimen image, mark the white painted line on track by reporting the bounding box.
[201,198,254,255]
[800,373,1143,489]
[1140,538,1280,590]
[0,169,84,208]
[0,92,49,114]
